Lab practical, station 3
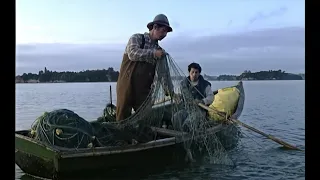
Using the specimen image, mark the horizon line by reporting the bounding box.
[15,68,305,77]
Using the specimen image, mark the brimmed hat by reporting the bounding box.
[147,14,173,32]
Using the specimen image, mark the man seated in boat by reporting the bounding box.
[181,62,214,105]
[170,62,214,131]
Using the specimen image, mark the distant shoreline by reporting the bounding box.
[15,68,305,83]
[15,79,305,84]
[15,81,117,84]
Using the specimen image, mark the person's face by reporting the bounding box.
[154,26,168,41]
[189,68,200,82]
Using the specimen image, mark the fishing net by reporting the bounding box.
[30,53,236,166]
[163,54,235,166]
[31,109,95,149]
[98,53,235,166]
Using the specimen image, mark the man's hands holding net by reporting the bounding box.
[166,94,204,106]
[155,49,165,58]
[193,99,205,105]
[171,93,183,104]
[155,47,168,59]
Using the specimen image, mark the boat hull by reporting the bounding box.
[16,131,187,179]
[15,81,245,179]
[15,132,58,178]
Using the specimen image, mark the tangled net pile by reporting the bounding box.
[30,54,235,166]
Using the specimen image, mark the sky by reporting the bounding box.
[16,0,305,75]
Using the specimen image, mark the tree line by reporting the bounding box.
[215,70,303,81]
[16,67,119,83]
[16,68,304,83]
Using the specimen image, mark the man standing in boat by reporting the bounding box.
[116,14,174,121]
[171,62,214,131]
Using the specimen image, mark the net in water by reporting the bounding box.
[31,54,235,166]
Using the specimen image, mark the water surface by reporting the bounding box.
[16,80,305,180]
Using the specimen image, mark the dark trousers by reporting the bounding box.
[116,72,154,121]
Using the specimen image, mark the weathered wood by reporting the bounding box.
[61,137,177,158]
[59,124,224,157]
[151,126,188,137]
[151,124,223,143]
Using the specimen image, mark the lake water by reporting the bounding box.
[15,81,305,180]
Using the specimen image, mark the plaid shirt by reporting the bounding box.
[125,32,174,95]
[125,32,160,64]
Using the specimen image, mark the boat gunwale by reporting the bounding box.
[15,132,178,155]
[59,123,225,158]
[15,133,60,153]
[15,124,225,158]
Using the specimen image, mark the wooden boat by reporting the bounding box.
[15,81,245,179]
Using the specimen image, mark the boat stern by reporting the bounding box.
[15,130,60,179]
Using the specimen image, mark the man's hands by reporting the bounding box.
[165,93,205,106]
[155,48,168,59]
[155,49,164,58]
[172,93,182,104]
[165,92,182,104]
[194,99,205,105]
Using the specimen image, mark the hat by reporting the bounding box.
[147,14,173,32]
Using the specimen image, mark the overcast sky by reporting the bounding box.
[16,0,305,76]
